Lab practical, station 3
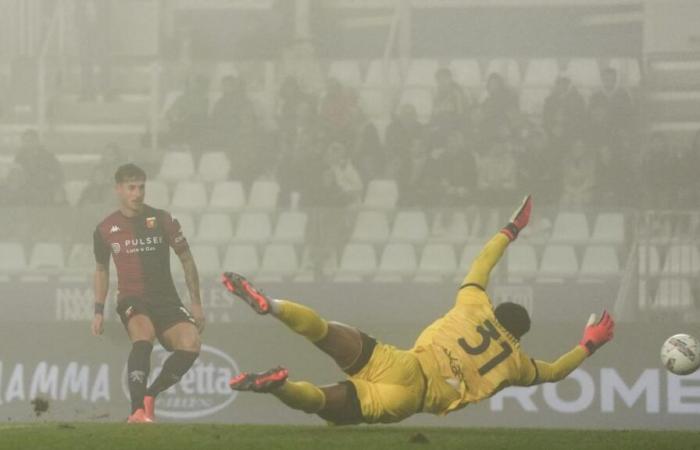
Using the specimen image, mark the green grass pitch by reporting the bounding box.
[0,424,697,450]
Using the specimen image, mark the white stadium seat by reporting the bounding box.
[550,212,590,243]
[416,244,457,281]
[662,244,700,275]
[507,244,538,279]
[590,213,625,244]
[209,181,246,211]
[351,211,390,243]
[363,179,399,210]
[404,59,440,88]
[248,180,280,210]
[390,211,429,244]
[198,152,231,182]
[195,213,233,243]
[538,245,579,279]
[258,244,298,280]
[171,181,208,212]
[638,245,661,275]
[523,58,560,88]
[364,59,401,87]
[376,243,417,281]
[328,60,363,87]
[400,88,433,119]
[188,245,221,275]
[654,278,693,310]
[146,181,170,209]
[486,58,521,87]
[359,88,390,118]
[67,244,94,270]
[0,242,26,272]
[235,212,272,243]
[335,244,377,281]
[171,212,196,238]
[29,243,65,269]
[158,151,195,182]
[64,180,88,206]
[431,212,470,244]
[580,245,620,278]
[451,59,482,88]
[565,58,600,89]
[272,211,308,244]
[222,244,260,276]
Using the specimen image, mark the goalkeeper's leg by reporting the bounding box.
[462,195,532,290]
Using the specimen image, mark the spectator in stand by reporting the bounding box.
[385,104,425,175]
[318,78,355,145]
[639,132,692,209]
[560,139,597,208]
[278,76,315,139]
[397,136,433,207]
[209,75,257,147]
[480,73,519,141]
[543,76,586,141]
[277,132,323,208]
[347,103,384,182]
[0,164,30,206]
[78,165,113,206]
[424,130,475,206]
[518,129,561,205]
[588,68,634,146]
[324,142,364,207]
[474,138,517,206]
[431,67,469,132]
[13,129,65,205]
[165,76,209,147]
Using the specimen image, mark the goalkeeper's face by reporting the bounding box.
[116,178,145,213]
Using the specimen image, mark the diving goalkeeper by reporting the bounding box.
[222,195,615,425]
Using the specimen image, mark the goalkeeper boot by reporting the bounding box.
[229,367,289,393]
[501,194,532,241]
[221,272,271,315]
[143,395,155,422]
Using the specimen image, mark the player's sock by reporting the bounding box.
[127,340,153,413]
[146,350,199,397]
[272,300,329,343]
[271,380,326,413]
[462,232,510,289]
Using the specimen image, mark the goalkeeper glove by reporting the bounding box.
[501,194,532,241]
[579,310,615,356]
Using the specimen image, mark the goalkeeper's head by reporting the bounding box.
[494,302,530,340]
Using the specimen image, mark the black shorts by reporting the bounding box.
[117,297,196,347]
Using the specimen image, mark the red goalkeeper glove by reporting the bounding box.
[501,194,532,241]
[579,310,615,356]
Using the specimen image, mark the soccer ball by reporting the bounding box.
[660,334,700,376]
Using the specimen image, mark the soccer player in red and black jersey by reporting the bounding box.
[91,163,205,423]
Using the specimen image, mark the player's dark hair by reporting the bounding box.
[494,302,530,340]
[114,163,146,184]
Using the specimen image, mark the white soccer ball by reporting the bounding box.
[661,334,700,376]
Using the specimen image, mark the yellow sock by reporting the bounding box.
[462,232,510,289]
[272,380,326,413]
[275,300,329,343]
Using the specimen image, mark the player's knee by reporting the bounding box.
[179,333,201,353]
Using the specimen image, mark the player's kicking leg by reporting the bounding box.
[124,314,156,424]
[460,195,532,291]
[222,272,366,424]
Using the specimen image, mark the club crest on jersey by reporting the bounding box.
[111,243,121,254]
[110,225,121,234]
[146,217,157,229]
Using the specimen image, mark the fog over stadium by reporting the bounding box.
[0,0,698,445]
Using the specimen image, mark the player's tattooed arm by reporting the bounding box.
[179,250,202,305]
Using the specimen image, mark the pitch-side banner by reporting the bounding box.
[0,319,698,429]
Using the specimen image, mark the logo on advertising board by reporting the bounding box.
[121,345,239,419]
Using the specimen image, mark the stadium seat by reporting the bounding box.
[486,58,521,87]
[376,243,417,281]
[538,245,579,279]
[146,181,170,209]
[364,59,401,87]
[661,244,700,275]
[400,88,433,119]
[638,244,661,275]
[390,211,429,243]
[188,245,221,275]
[520,88,550,115]
[654,278,694,310]
[359,88,390,118]
[431,212,470,244]
[66,244,94,270]
[590,213,625,244]
[523,58,560,88]
[507,244,538,279]
[351,211,390,243]
[197,152,231,182]
[416,244,457,282]
[0,242,26,272]
[171,181,208,212]
[64,180,88,207]
[158,151,195,182]
[234,212,272,243]
[29,243,65,269]
[450,59,482,88]
[608,58,642,87]
[258,244,299,280]
[195,213,233,243]
[209,181,246,212]
[404,59,439,88]
[328,60,363,87]
[222,244,260,276]
[247,180,280,210]
[335,244,377,281]
[363,179,399,210]
[564,58,600,89]
[272,211,308,244]
[171,212,196,238]
[580,245,620,278]
[550,212,590,243]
